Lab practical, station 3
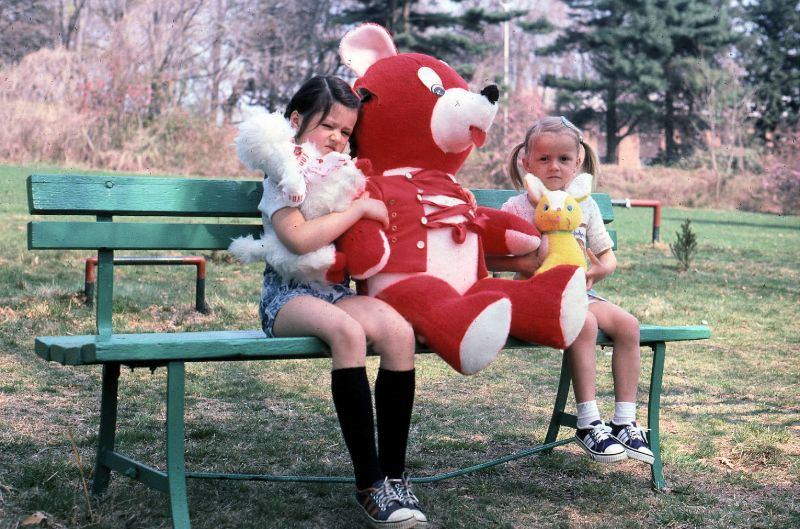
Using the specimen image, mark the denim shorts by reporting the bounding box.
[258,266,355,337]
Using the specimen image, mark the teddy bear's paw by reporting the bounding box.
[505,230,541,255]
[324,251,348,284]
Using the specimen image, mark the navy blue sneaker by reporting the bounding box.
[356,477,417,528]
[388,473,427,528]
[610,421,654,464]
[575,420,627,463]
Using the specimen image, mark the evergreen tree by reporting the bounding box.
[652,0,737,163]
[538,0,667,163]
[336,0,524,78]
[741,0,800,143]
[537,0,736,164]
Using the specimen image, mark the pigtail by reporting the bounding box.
[508,142,527,191]
[579,140,600,180]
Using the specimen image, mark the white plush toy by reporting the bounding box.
[228,111,367,283]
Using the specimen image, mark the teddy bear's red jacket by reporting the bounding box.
[364,168,489,279]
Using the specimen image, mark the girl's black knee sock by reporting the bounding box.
[375,368,416,479]
[331,367,381,490]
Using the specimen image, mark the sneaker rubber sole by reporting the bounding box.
[575,436,628,463]
[357,503,417,529]
[623,445,655,465]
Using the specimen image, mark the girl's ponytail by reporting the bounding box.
[508,142,527,191]
[580,140,600,179]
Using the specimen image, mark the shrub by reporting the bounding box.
[670,219,698,271]
[762,134,800,215]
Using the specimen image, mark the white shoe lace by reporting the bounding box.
[372,477,403,510]
[622,423,649,444]
[391,474,421,508]
[589,422,614,443]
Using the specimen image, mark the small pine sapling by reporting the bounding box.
[670,219,698,271]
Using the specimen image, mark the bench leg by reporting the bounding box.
[544,353,572,450]
[167,361,191,529]
[92,363,120,496]
[648,342,666,491]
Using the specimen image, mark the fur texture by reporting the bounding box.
[228,112,367,283]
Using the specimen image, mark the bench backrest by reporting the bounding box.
[28,174,614,251]
[27,174,614,335]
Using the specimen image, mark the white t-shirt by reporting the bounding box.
[501,192,614,258]
[258,176,297,227]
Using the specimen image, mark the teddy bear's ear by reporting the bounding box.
[339,23,398,77]
[524,174,547,205]
[566,172,593,200]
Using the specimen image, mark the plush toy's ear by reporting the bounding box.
[567,172,593,200]
[523,174,547,205]
[339,23,398,77]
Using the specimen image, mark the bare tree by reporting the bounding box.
[0,0,54,64]
[56,0,88,49]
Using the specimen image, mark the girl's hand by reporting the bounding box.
[585,249,606,290]
[354,194,389,228]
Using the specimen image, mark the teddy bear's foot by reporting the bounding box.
[467,265,587,349]
[376,275,511,375]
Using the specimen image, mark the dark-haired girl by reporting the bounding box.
[249,76,425,528]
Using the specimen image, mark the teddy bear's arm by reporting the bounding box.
[336,219,390,279]
[477,207,542,256]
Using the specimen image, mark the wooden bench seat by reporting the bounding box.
[35,325,712,366]
[27,173,710,529]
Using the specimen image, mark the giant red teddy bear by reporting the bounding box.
[336,24,587,375]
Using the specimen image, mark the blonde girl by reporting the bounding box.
[496,116,652,465]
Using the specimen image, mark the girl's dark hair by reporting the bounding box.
[283,76,360,142]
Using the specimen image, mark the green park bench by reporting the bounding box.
[27,174,711,529]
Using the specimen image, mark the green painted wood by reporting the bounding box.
[28,221,262,250]
[100,451,169,493]
[544,353,572,448]
[92,364,120,496]
[96,247,114,337]
[33,325,710,365]
[472,189,614,224]
[28,174,613,222]
[649,342,667,491]
[609,229,618,250]
[593,193,614,223]
[28,174,262,217]
[166,362,191,529]
[471,188,518,209]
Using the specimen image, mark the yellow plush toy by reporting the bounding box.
[524,172,593,275]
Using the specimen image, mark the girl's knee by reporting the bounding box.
[620,312,640,341]
[372,313,416,368]
[328,316,367,359]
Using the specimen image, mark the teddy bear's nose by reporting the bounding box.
[481,85,500,104]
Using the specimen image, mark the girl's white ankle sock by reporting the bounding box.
[612,401,637,426]
[576,400,601,429]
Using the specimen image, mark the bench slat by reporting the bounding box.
[28,221,262,250]
[34,325,711,365]
[28,174,262,217]
[473,189,614,224]
[29,175,614,223]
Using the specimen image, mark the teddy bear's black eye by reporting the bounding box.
[543,204,550,211]
[431,85,445,97]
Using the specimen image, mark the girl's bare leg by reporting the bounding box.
[272,295,368,368]
[567,310,599,403]
[335,295,416,370]
[591,301,641,403]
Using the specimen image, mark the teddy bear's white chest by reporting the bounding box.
[366,195,480,296]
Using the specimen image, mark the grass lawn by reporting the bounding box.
[1,163,798,528]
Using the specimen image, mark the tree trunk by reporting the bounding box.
[665,86,677,164]
[209,0,225,120]
[605,82,619,164]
